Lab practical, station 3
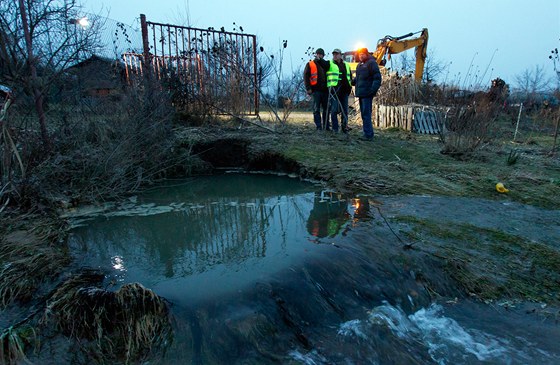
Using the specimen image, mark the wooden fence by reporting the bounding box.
[371,104,442,134]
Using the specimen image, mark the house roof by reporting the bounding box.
[66,54,124,71]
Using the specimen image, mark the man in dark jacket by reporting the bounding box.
[353,48,382,140]
[303,48,330,130]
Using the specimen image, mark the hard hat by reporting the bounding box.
[495,183,509,193]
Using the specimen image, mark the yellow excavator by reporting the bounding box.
[343,28,429,82]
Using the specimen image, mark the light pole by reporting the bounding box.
[68,16,90,60]
[68,16,89,105]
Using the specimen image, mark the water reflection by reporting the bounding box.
[64,182,560,364]
[111,255,125,271]
[351,197,372,220]
[68,175,373,303]
[306,191,350,238]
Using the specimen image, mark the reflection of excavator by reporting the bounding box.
[344,28,429,82]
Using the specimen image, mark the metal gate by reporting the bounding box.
[125,14,259,115]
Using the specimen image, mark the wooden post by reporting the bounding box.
[140,14,151,77]
[552,112,559,156]
[513,102,523,142]
[252,35,259,115]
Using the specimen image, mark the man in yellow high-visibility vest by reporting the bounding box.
[326,49,352,133]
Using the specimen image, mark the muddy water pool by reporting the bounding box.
[66,173,560,364]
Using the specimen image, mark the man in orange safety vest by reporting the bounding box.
[303,48,330,130]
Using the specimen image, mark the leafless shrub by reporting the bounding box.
[437,78,508,157]
[439,106,488,156]
[14,86,188,205]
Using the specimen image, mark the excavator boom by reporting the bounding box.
[345,28,428,82]
[374,28,428,82]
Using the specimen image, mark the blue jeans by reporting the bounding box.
[359,96,374,138]
[312,90,328,130]
[330,93,349,132]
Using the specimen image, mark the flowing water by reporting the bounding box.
[65,173,560,364]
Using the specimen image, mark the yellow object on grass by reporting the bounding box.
[496,183,509,193]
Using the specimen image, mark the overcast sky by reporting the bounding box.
[82,0,560,89]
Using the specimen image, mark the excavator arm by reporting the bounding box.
[372,28,429,82]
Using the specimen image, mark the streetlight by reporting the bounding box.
[67,16,90,101]
[69,16,89,30]
[77,17,89,29]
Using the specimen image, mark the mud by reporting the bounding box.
[380,195,560,247]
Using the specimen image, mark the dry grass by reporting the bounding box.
[376,72,421,106]
[439,102,500,157]
[397,216,560,303]
[0,325,34,365]
[0,218,69,308]
[0,215,65,364]
[187,116,559,209]
[41,272,172,364]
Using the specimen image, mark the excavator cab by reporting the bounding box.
[343,50,375,77]
[344,28,428,82]
[342,51,357,63]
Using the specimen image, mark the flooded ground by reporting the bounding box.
[65,173,560,364]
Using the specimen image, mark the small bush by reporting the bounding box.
[507,149,520,165]
[437,79,508,157]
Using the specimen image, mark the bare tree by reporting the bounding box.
[423,49,449,83]
[513,65,554,112]
[389,49,449,83]
[0,0,102,147]
[391,52,413,75]
[257,41,288,108]
[514,65,552,95]
[549,45,560,89]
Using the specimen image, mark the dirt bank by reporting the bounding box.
[179,123,560,209]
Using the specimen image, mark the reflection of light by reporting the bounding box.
[111,255,126,272]
[352,198,360,213]
[354,42,366,51]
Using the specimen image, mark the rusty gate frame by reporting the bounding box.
[125,14,259,115]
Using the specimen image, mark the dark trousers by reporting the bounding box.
[312,90,328,130]
[359,96,374,138]
[330,92,349,132]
